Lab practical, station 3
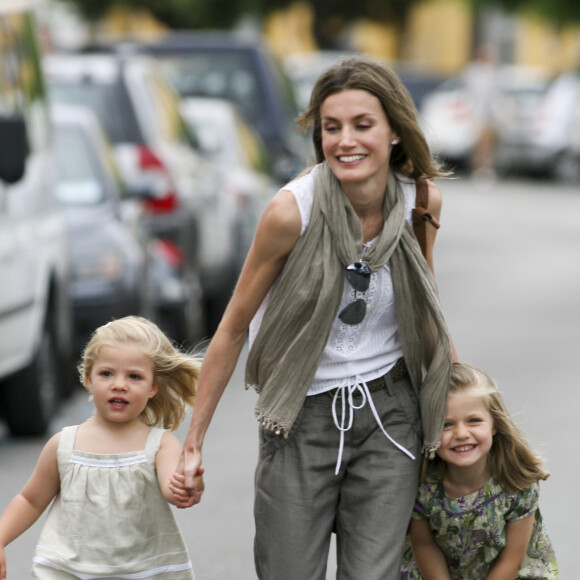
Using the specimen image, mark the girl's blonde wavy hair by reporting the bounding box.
[433,362,550,493]
[78,316,201,431]
[296,54,450,180]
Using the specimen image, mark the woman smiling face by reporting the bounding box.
[320,89,399,192]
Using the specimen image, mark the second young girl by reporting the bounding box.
[0,316,203,580]
[401,362,558,579]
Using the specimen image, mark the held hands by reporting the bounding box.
[169,471,204,508]
[172,449,205,508]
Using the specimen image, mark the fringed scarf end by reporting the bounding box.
[245,382,261,393]
[254,409,290,438]
[419,442,440,483]
[422,442,440,460]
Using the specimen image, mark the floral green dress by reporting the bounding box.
[400,477,558,579]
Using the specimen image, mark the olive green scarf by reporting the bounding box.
[245,162,452,457]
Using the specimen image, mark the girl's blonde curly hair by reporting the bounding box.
[78,316,202,431]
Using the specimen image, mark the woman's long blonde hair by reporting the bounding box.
[435,362,550,492]
[296,54,450,180]
[79,316,201,430]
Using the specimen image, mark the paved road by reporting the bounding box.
[1,174,577,578]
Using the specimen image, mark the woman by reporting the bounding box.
[176,55,456,579]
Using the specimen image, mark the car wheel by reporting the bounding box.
[1,320,59,436]
[180,265,206,346]
[157,266,206,348]
[553,151,580,183]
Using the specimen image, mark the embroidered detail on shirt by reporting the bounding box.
[69,453,149,468]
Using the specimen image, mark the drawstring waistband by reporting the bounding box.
[331,376,415,475]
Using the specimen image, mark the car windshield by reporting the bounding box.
[155,51,266,130]
[54,123,104,205]
[49,81,141,144]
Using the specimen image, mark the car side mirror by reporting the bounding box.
[0,115,29,184]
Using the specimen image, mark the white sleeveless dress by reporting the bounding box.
[31,425,194,579]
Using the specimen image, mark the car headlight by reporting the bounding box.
[72,249,124,282]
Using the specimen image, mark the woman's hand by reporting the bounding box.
[173,448,205,508]
[0,544,7,580]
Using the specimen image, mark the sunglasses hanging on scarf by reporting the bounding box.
[338,262,371,325]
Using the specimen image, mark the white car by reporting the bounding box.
[419,76,482,169]
[420,65,553,174]
[495,70,580,181]
[0,0,74,436]
[180,97,279,272]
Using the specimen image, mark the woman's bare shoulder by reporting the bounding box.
[256,188,302,254]
[425,180,443,221]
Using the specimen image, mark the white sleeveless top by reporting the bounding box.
[249,164,418,396]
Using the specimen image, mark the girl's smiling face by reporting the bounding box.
[320,89,398,191]
[437,385,496,472]
[87,341,157,426]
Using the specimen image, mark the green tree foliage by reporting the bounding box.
[66,0,258,28]
[467,0,580,25]
[65,0,416,45]
[66,0,580,31]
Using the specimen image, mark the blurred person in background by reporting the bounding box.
[464,44,501,181]
[175,55,456,580]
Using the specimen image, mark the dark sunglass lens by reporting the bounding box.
[345,262,370,292]
[338,298,366,325]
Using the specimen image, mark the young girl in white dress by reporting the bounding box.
[401,362,558,579]
[0,315,203,579]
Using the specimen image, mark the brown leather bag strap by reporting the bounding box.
[412,178,440,266]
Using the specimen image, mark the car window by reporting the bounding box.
[135,70,192,147]
[264,50,300,131]
[48,79,142,144]
[54,123,104,205]
[155,51,266,131]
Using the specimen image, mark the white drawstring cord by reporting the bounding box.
[331,377,415,475]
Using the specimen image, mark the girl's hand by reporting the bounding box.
[170,469,205,509]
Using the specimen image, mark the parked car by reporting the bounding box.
[138,31,309,182]
[43,50,238,340]
[0,0,74,436]
[419,75,482,169]
[494,70,580,181]
[179,97,278,270]
[420,65,552,173]
[285,51,448,115]
[51,103,155,351]
[283,50,349,111]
